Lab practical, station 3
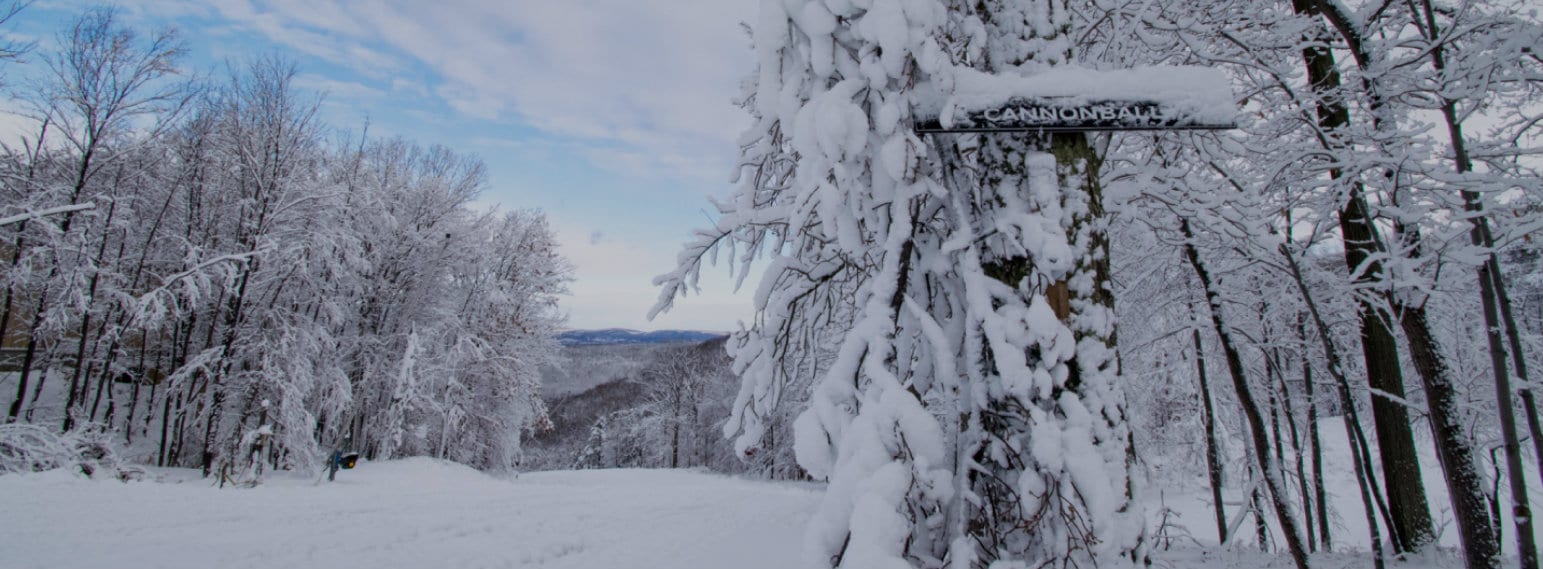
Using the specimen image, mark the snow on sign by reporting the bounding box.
[917,65,1239,133]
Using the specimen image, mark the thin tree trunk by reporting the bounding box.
[1491,447,1506,548]
[1268,349,1287,472]
[203,260,256,476]
[670,386,682,469]
[0,285,10,353]
[1283,242,1391,567]
[63,191,122,431]
[1184,220,1311,569]
[0,223,22,421]
[125,379,140,444]
[8,303,46,422]
[1193,324,1229,544]
[1252,468,1272,552]
[1301,317,1331,551]
[121,341,148,444]
[1463,207,1539,569]
[1347,411,1387,569]
[144,334,168,442]
[1278,359,1315,553]
[24,349,56,422]
[1265,362,1304,551]
[157,389,171,466]
[1491,260,1543,482]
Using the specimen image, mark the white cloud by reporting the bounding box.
[65,0,762,330]
[181,0,755,184]
[389,77,428,97]
[294,73,386,101]
[0,102,41,147]
[552,220,752,331]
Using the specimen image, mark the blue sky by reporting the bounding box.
[4,0,760,331]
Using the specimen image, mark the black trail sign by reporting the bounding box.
[916,98,1236,133]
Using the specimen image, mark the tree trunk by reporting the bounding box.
[1277,358,1315,553]
[670,386,682,468]
[203,256,257,476]
[1283,242,1390,567]
[8,302,46,422]
[1462,192,1538,569]
[1252,470,1272,552]
[1193,324,1228,544]
[1411,1,1538,562]
[1289,0,1433,551]
[1398,306,1502,569]
[1301,317,1331,551]
[0,223,21,421]
[124,379,139,444]
[157,390,171,466]
[63,172,124,432]
[1484,246,1543,488]
[1184,220,1310,569]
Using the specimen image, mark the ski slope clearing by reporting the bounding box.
[0,459,819,569]
[0,441,1517,569]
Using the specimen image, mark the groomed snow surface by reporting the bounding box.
[1,419,1532,569]
[0,460,819,569]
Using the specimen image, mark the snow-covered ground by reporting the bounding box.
[2,417,1533,569]
[0,459,819,569]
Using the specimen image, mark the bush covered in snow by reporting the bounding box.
[0,424,143,480]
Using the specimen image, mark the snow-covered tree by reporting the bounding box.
[655,1,1146,566]
[0,10,571,478]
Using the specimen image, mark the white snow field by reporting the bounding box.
[0,422,1532,569]
[0,459,820,569]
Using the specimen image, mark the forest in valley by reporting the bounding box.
[2,1,1542,569]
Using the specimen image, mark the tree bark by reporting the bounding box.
[1408,1,1538,564]
[1193,324,1229,545]
[1283,242,1389,568]
[1289,0,1433,551]
[1184,220,1310,569]
[1397,307,1501,569]
[1300,317,1331,551]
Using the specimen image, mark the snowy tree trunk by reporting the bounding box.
[1410,2,1538,563]
[1276,358,1314,553]
[1193,324,1227,544]
[1397,306,1501,569]
[1300,318,1330,551]
[1283,242,1387,567]
[1183,219,1310,569]
[1288,0,1433,552]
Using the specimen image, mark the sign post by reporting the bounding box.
[917,91,1236,323]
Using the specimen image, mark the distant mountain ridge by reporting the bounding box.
[557,328,726,346]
